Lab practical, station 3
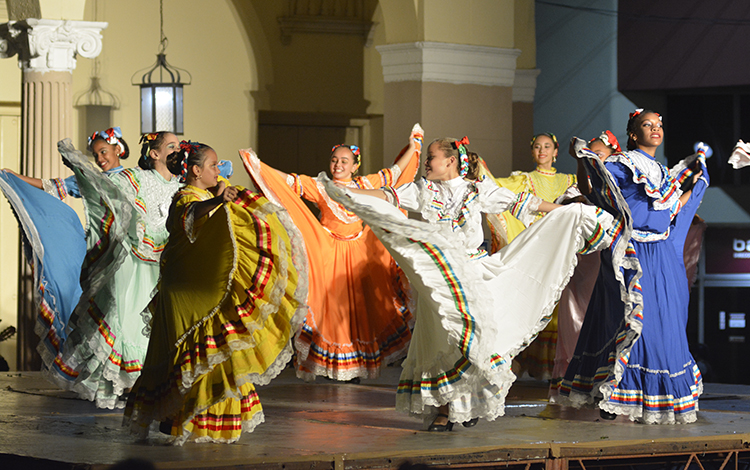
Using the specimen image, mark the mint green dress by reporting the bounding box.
[45,139,181,409]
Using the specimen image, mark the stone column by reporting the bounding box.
[1,18,107,178]
[377,41,520,176]
[0,18,106,370]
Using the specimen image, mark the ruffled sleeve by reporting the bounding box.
[669,151,710,194]
[392,180,422,212]
[286,173,322,204]
[42,175,80,200]
[606,150,682,214]
[477,177,541,226]
[364,165,400,188]
[494,171,531,194]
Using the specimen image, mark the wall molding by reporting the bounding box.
[513,68,540,103]
[278,16,375,46]
[377,41,521,87]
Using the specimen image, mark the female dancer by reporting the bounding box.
[0,128,130,374]
[549,131,621,395]
[558,110,708,424]
[125,142,306,444]
[489,133,577,248]
[46,131,185,408]
[488,133,578,380]
[575,131,621,195]
[243,128,420,382]
[325,135,614,430]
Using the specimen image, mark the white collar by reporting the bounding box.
[438,176,467,190]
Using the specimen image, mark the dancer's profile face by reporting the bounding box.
[329,147,358,181]
[531,135,557,169]
[588,140,613,161]
[630,113,663,150]
[91,140,121,172]
[424,143,456,181]
[194,149,221,190]
[151,133,180,163]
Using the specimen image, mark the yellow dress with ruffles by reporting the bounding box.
[489,167,576,380]
[125,179,307,444]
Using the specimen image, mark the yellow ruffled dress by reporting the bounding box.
[125,180,307,444]
[488,168,576,380]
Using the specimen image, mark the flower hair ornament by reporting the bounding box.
[178,140,202,182]
[88,127,125,156]
[451,136,470,177]
[139,132,159,145]
[629,108,662,122]
[591,130,622,153]
[530,132,559,149]
[331,144,361,166]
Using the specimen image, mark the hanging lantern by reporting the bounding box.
[131,0,190,134]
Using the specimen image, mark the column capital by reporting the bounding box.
[377,41,521,87]
[0,19,107,73]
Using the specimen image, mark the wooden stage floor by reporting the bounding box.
[1,367,749,470]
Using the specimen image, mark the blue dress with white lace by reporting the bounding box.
[558,147,708,424]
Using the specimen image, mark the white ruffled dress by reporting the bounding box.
[324,175,614,423]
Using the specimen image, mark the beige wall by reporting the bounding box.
[422,0,514,47]
[379,0,516,47]
[514,0,536,69]
[38,0,84,19]
[0,63,21,103]
[364,4,385,117]
[378,1,420,43]
[384,81,514,177]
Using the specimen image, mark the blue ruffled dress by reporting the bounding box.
[0,167,123,368]
[557,144,708,424]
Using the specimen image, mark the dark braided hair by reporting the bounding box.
[138,131,172,170]
[166,141,213,181]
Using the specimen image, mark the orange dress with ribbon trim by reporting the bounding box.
[242,147,418,381]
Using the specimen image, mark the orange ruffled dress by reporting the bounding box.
[243,148,418,381]
[125,181,307,444]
